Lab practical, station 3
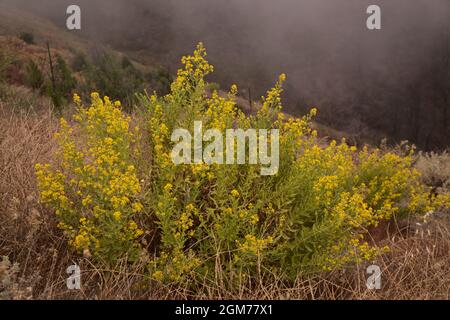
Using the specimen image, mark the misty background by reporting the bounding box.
[2,0,449,149]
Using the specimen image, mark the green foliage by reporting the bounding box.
[21,53,77,111]
[206,82,221,92]
[35,93,143,264]
[24,60,44,90]
[146,66,173,96]
[19,32,34,45]
[0,50,12,98]
[138,44,448,282]
[44,55,77,112]
[71,52,89,72]
[84,51,144,110]
[0,50,11,83]
[35,44,450,286]
[121,56,133,69]
[54,55,77,97]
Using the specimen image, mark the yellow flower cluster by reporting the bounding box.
[238,234,274,256]
[322,236,389,271]
[257,74,286,127]
[169,42,214,106]
[205,88,238,131]
[141,44,450,281]
[151,249,201,283]
[35,93,143,263]
[149,100,173,171]
[36,43,448,283]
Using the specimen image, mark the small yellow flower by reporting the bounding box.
[160,123,169,135]
[153,270,164,281]
[73,93,81,104]
[132,202,143,213]
[164,183,173,193]
[113,211,122,220]
[231,189,240,198]
[251,214,259,225]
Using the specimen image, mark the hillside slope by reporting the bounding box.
[0,4,359,144]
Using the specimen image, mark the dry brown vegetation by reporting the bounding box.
[0,36,74,86]
[0,96,448,300]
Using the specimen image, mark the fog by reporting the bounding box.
[2,0,449,148]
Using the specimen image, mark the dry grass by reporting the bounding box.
[0,101,449,300]
[416,151,450,194]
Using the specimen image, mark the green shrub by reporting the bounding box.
[206,82,221,92]
[19,32,34,45]
[121,56,133,69]
[84,51,144,110]
[24,60,44,90]
[0,50,11,82]
[0,50,12,96]
[55,55,77,97]
[146,66,173,96]
[71,52,89,72]
[144,44,449,282]
[43,55,77,111]
[35,43,450,287]
[35,93,143,263]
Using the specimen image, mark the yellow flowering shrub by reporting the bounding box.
[35,93,143,263]
[138,43,448,282]
[36,43,449,283]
